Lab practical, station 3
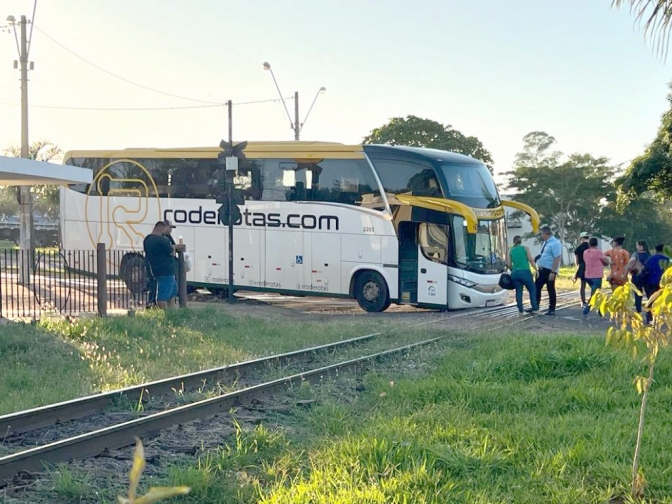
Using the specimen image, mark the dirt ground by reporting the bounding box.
[186,288,605,335]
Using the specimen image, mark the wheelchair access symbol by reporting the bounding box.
[296,255,303,265]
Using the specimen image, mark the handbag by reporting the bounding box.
[498,273,515,290]
[182,250,193,273]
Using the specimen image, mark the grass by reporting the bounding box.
[0,323,97,415]
[0,307,391,414]
[158,333,672,503]
[6,309,672,502]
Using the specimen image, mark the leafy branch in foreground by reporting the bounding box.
[591,267,672,499]
[117,437,190,504]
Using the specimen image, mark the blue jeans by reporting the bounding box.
[583,278,602,315]
[511,269,538,312]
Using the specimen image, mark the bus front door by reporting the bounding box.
[416,223,448,308]
[397,222,448,308]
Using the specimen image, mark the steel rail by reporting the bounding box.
[0,331,381,437]
[0,292,578,438]
[0,336,442,486]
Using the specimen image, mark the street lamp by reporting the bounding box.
[263,61,326,140]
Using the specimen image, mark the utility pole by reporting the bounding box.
[227,100,234,303]
[18,15,32,284]
[294,91,300,140]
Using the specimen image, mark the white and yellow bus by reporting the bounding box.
[60,142,539,312]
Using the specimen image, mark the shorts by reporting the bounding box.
[576,264,586,280]
[156,275,178,302]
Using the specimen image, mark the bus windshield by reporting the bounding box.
[451,216,507,273]
[439,163,500,208]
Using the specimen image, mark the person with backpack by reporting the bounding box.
[625,240,651,321]
[505,235,539,315]
[642,244,671,324]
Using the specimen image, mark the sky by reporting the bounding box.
[1,0,670,186]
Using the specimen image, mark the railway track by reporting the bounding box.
[0,292,579,488]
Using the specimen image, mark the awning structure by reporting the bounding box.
[0,156,92,186]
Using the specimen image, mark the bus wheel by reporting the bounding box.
[120,253,149,295]
[354,271,389,313]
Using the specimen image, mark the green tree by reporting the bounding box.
[618,83,672,201]
[513,131,562,169]
[363,115,494,172]
[506,133,614,255]
[3,140,63,219]
[596,194,672,250]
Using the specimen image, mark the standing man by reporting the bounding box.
[534,225,563,316]
[573,232,590,308]
[143,221,185,310]
[147,219,178,308]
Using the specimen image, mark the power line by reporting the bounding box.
[33,25,224,105]
[0,96,293,111]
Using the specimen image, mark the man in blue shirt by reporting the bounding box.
[534,225,563,316]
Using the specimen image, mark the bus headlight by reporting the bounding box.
[447,274,477,288]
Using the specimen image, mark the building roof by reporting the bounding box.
[0,156,93,186]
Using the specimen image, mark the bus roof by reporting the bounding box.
[364,144,483,165]
[63,141,365,161]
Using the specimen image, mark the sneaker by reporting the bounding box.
[545,309,555,316]
[582,304,590,316]
[525,308,538,314]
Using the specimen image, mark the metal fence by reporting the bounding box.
[0,244,187,320]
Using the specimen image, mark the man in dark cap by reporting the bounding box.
[143,221,185,309]
[146,219,177,307]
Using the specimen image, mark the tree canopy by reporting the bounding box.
[2,140,63,219]
[508,131,672,253]
[507,133,613,250]
[363,115,494,172]
[618,83,672,201]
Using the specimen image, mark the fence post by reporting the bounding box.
[96,243,107,317]
[177,251,188,308]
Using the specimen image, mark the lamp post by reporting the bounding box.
[263,61,326,140]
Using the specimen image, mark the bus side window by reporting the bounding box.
[368,158,440,197]
[308,159,379,205]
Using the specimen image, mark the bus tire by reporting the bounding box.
[120,253,149,295]
[354,271,389,313]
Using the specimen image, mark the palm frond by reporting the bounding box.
[613,0,672,57]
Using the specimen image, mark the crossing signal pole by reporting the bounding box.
[217,102,247,303]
